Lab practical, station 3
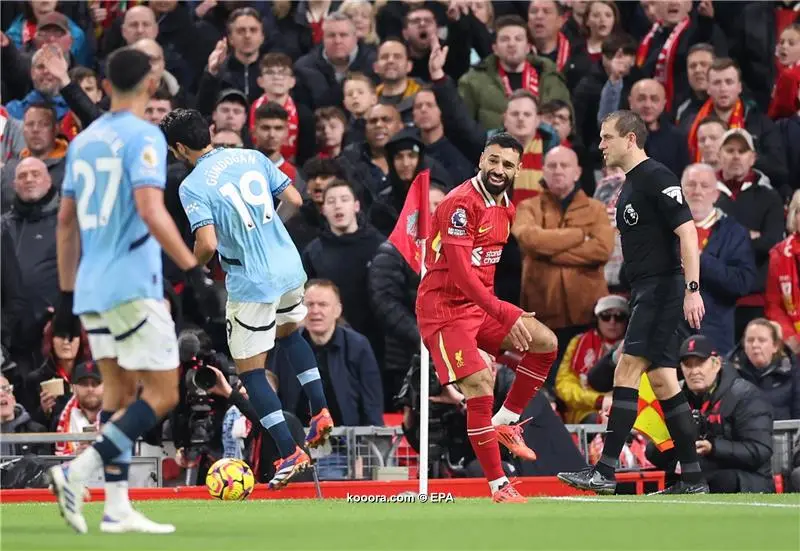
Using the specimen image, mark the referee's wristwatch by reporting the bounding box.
[685,281,700,293]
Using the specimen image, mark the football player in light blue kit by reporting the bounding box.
[49,48,219,534]
[161,109,334,490]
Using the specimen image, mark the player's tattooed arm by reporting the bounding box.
[193,225,218,266]
[56,197,80,292]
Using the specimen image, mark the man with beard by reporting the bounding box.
[415,133,559,503]
[558,110,709,495]
[53,362,104,455]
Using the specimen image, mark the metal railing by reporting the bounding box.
[3,420,798,487]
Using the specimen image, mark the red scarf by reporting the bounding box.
[497,61,539,98]
[54,396,99,456]
[637,17,691,112]
[688,98,745,161]
[570,329,617,376]
[555,32,571,72]
[249,94,299,161]
[717,169,756,200]
[771,234,800,334]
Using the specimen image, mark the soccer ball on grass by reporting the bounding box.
[206,458,255,500]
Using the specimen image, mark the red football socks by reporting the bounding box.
[466,395,505,481]
[503,350,557,414]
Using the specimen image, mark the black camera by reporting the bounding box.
[692,409,711,440]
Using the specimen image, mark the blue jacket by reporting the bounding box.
[268,326,384,426]
[697,210,757,354]
[6,14,91,67]
[5,90,70,121]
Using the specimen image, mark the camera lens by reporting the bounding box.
[193,366,217,391]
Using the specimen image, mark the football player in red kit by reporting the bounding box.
[416,133,559,503]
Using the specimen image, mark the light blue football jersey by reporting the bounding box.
[62,111,166,315]
[178,148,306,303]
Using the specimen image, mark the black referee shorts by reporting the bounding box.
[624,275,688,369]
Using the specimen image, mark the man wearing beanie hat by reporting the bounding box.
[645,335,774,494]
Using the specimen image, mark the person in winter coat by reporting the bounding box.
[765,191,800,355]
[647,335,775,494]
[368,185,447,406]
[1,159,60,358]
[457,15,571,131]
[302,180,385,368]
[0,375,50,457]
[728,318,800,422]
[681,164,756,354]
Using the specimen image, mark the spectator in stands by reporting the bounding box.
[574,33,637,172]
[4,46,70,122]
[401,4,474,83]
[368,128,449,237]
[293,12,377,110]
[270,1,335,63]
[768,23,800,121]
[636,0,726,115]
[5,4,89,66]
[144,88,174,126]
[0,375,49,457]
[1,103,67,205]
[26,318,92,428]
[728,319,800,421]
[561,0,588,43]
[342,73,377,146]
[197,7,266,111]
[285,158,343,251]
[132,38,189,108]
[340,0,380,46]
[269,279,384,426]
[684,58,788,193]
[373,38,421,124]
[368,184,446,404]
[0,108,25,165]
[302,180,385,367]
[53,361,103,454]
[250,53,314,164]
[675,43,715,127]
[339,103,403,197]
[681,163,756,354]
[210,129,243,149]
[582,1,622,62]
[766,191,800,356]
[539,99,573,145]
[555,295,628,424]
[714,129,785,338]
[411,88,474,185]
[647,335,775,494]
[58,66,103,140]
[315,106,348,159]
[513,146,614,365]
[628,78,690,176]
[695,117,727,171]
[528,1,592,91]
[211,89,248,137]
[457,15,570,131]
[252,102,298,184]
[1,159,59,359]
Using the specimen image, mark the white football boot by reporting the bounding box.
[100,510,176,534]
[48,465,88,534]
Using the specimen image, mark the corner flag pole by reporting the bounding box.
[418,242,429,498]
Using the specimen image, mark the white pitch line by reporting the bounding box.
[545,496,800,509]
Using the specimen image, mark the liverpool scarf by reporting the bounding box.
[637,17,691,112]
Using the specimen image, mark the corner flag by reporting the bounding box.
[387,169,431,274]
[633,374,674,451]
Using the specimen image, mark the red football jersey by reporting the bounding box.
[416,177,515,328]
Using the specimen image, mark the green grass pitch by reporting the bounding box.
[2,494,798,551]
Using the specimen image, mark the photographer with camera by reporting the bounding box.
[646,335,775,493]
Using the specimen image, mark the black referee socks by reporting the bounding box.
[660,392,704,484]
[596,386,640,480]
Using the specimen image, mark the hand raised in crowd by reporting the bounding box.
[698,0,714,18]
[40,389,56,417]
[608,53,633,83]
[195,0,218,19]
[446,0,471,21]
[40,44,70,89]
[428,36,449,81]
[89,0,108,24]
[207,38,228,77]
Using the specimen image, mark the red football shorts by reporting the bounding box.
[421,309,507,385]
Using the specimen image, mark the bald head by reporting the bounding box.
[14,158,52,203]
[543,145,581,199]
[629,79,666,126]
[133,38,165,80]
[123,6,158,44]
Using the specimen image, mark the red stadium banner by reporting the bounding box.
[388,169,431,274]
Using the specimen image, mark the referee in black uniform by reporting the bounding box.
[557,110,708,495]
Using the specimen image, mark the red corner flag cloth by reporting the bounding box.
[388,169,431,274]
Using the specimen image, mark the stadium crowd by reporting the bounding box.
[1,0,799,492]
